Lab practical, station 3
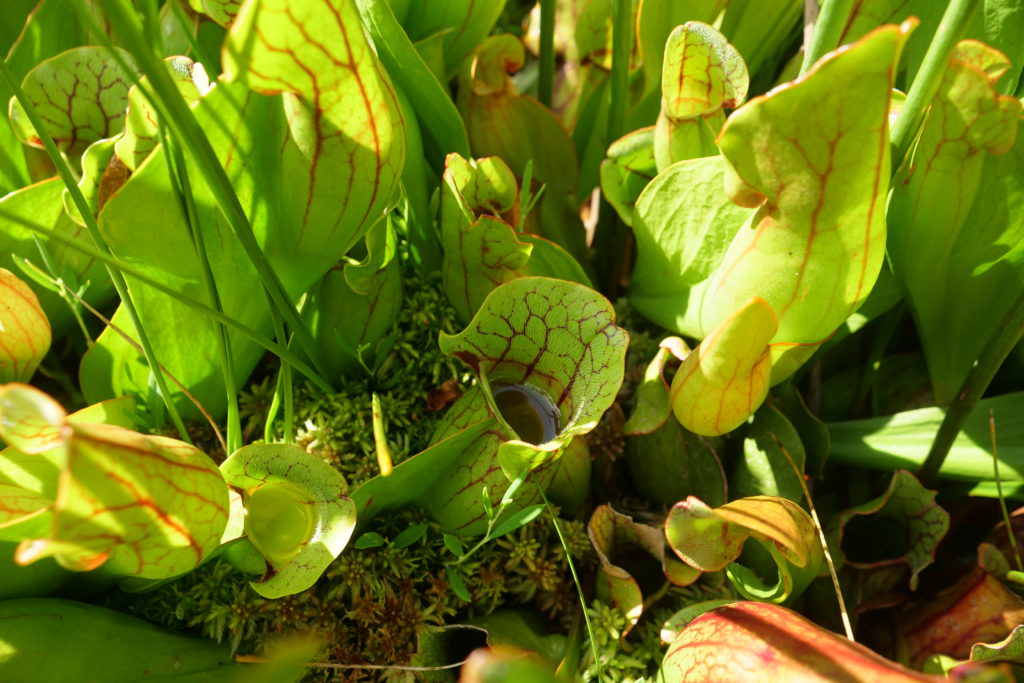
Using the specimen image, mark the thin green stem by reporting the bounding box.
[990,411,1023,572]
[890,0,981,170]
[0,58,191,443]
[269,313,294,444]
[28,235,93,344]
[774,435,853,641]
[799,0,855,77]
[89,0,334,384]
[607,0,631,144]
[541,489,603,683]
[918,292,1024,484]
[537,0,556,108]
[0,206,334,394]
[161,126,242,454]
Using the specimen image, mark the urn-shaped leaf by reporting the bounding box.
[661,601,938,682]
[353,278,627,535]
[220,443,356,598]
[665,495,822,603]
[704,22,914,354]
[82,0,407,418]
[632,22,914,408]
[440,277,628,478]
[600,127,657,227]
[0,385,229,579]
[308,216,403,378]
[589,505,699,636]
[114,56,211,172]
[460,34,589,267]
[654,22,748,170]
[838,470,949,590]
[440,154,588,322]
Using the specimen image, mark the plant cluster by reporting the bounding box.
[2,0,1024,682]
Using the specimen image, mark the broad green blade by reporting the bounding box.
[887,40,1023,402]
[82,0,406,418]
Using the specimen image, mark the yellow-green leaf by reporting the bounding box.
[670,297,776,437]
[0,270,51,383]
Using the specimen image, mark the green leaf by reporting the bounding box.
[626,417,727,508]
[309,216,403,378]
[544,436,591,515]
[440,154,589,322]
[9,46,139,157]
[0,598,245,681]
[642,23,914,435]
[350,419,496,531]
[887,40,1023,403]
[220,443,356,598]
[460,35,591,270]
[827,392,1024,489]
[654,22,747,170]
[0,384,229,579]
[665,495,822,603]
[704,23,913,365]
[972,624,1024,664]
[61,137,119,227]
[838,470,949,591]
[718,0,803,83]
[353,278,626,536]
[0,0,122,193]
[443,532,464,556]
[670,297,777,436]
[222,0,406,258]
[732,400,807,502]
[353,532,385,549]
[624,336,689,436]
[0,269,51,382]
[0,178,116,334]
[447,565,471,602]
[637,0,728,100]
[391,523,428,549]
[189,0,241,28]
[397,0,507,80]
[353,0,470,165]
[82,0,406,418]
[600,126,657,226]
[775,383,831,478]
[440,276,628,477]
[628,156,752,336]
[489,504,544,541]
[589,504,700,637]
